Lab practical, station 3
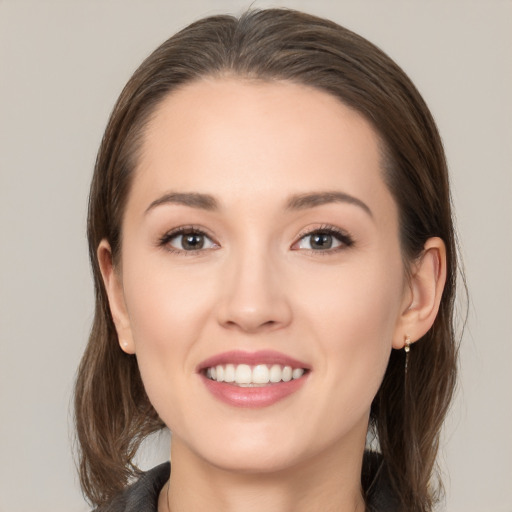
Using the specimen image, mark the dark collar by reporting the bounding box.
[97,463,169,512]
[97,452,400,512]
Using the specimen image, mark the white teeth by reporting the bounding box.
[235,364,252,384]
[282,366,292,382]
[224,364,235,383]
[206,363,306,385]
[252,364,270,384]
[269,364,282,383]
[292,368,304,379]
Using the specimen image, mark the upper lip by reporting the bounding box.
[197,350,311,372]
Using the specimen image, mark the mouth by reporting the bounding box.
[203,363,306,386]
[197,350,310,408]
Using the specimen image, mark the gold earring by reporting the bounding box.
[404,335,411,373]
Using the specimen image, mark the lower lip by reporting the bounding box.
[201,374,308,408]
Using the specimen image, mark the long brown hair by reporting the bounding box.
[74,8,459,511]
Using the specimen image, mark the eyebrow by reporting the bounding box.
[286,191,373,217]
[145,190,372,217]
[145,192,219,214]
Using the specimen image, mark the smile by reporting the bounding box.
[198,350,310,407]
[205,364,306,386]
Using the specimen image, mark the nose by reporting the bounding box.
[216,247,293,334]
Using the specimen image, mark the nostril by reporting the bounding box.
[216,287,293,333]
[223,317,280,333]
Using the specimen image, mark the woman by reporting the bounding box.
[74,8,458,512]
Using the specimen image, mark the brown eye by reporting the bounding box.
[293,228,354,252]
[181,233,205,250]
[309,233,335,250]
[165,230,217,252]
[297,232,341,250]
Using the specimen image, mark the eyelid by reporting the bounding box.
[291,224,355,252]
[158,225,219,254]
[157,223,354,255]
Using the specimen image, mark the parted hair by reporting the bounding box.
[74,8,459,512]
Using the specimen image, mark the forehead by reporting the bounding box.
[130,77,393,218]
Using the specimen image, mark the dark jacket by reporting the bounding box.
[96,452,400,512]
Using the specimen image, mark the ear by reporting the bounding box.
[392,237,447,349]
[97,239,135,354]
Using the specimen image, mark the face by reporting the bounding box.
[105,78,412,474]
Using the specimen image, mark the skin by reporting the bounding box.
[99,78,446,512]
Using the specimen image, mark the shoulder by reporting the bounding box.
[93,462,170,512]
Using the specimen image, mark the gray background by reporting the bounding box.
[1,0,511,511]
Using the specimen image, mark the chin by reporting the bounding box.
[203,446,302,475]
[176,424,307,475]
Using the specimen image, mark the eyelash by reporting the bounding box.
[158,225,216,256]
[294,224,355,254]
[158,224,355,255]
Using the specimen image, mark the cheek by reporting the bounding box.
[120,253,218,416]
[299,253,404,343]
[296,254,405,418]
[122,248,216,350]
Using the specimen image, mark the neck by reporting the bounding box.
[161,436,366,512]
